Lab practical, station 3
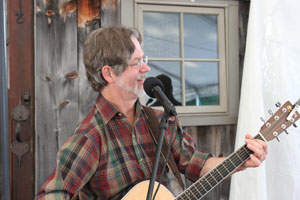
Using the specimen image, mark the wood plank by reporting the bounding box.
[35,0,79,188]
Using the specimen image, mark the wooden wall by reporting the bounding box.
[34,1,250,200]
[35,0,119,189]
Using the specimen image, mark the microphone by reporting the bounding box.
[143,77,177,116]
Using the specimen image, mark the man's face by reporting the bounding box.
[115,37,150,99]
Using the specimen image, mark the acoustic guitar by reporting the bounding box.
[122,100,300,200]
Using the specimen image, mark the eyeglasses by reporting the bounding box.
[129,56,148,69]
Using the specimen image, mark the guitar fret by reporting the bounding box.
[246,145,253,155]
[192,185,203,199]
[208,173,218,185]
[201,178,211,192]
[183,188,196,200]
[179,182,204,200]
[188,188,198,199]
[229,158,237,167]
[224,159,235,172]
[254,134,263,140]
[214,167,224,180]
[179,192,190,200]
[239,148,248,160]
[188,183,200,195]
[221,163,230,173]
[216,165,227,180]
[212,169,223,182]
[204,173,212,188]
[196,181,207,196]
[186,179,207,198]
[204,177,213,188]
[231,154,241,167]
[235,151,243,162]
[241,146,251,159]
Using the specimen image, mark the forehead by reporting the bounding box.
[130,37,144,60]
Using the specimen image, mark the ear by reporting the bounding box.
[101,65,115,83]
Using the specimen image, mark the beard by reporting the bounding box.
[116,74,146,98]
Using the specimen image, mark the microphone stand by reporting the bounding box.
[146,107,176,200]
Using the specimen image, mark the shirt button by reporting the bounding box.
[139,158,144,163]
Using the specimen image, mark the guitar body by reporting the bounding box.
[121,181,175,200]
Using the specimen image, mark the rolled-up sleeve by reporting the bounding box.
[169,121,212,182]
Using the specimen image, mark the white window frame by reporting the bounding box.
[121,0,240,126]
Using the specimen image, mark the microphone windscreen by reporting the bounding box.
[143,77,164,98]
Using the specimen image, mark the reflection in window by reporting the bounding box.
[185,62,219,106]
[184,14,218,58]
[143,12,180,58]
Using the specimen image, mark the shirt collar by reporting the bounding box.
[95,94,143,125]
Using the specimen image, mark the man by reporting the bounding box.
[36,26,267,200]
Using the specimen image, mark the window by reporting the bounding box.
[121,0,239,126]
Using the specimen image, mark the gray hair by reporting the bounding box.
[83,26,143,91]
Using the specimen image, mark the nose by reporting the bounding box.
[140,62,150,73]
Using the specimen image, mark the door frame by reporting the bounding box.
[7,0,35,199]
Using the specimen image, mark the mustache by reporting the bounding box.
[137,73,147,81]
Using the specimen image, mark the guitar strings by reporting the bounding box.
[176,140,254,200]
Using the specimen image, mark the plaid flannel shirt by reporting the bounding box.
[35,94,210,200]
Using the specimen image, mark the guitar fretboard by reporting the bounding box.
[176,134,264,200]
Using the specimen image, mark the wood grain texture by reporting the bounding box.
[35,0,79,188]
[35,0,121,191]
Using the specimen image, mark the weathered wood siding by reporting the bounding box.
[35,0,120,189]
[35,1,250,200]
[35,0,116,188]
[35,1,81,188]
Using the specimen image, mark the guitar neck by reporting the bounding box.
[176,133,264,200]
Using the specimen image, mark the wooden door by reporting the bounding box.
[7,1,35,199]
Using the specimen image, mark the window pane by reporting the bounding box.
[143,12,180,58]
[184,62,219,106]
[183,14,218,58]
[145,61,182,106]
